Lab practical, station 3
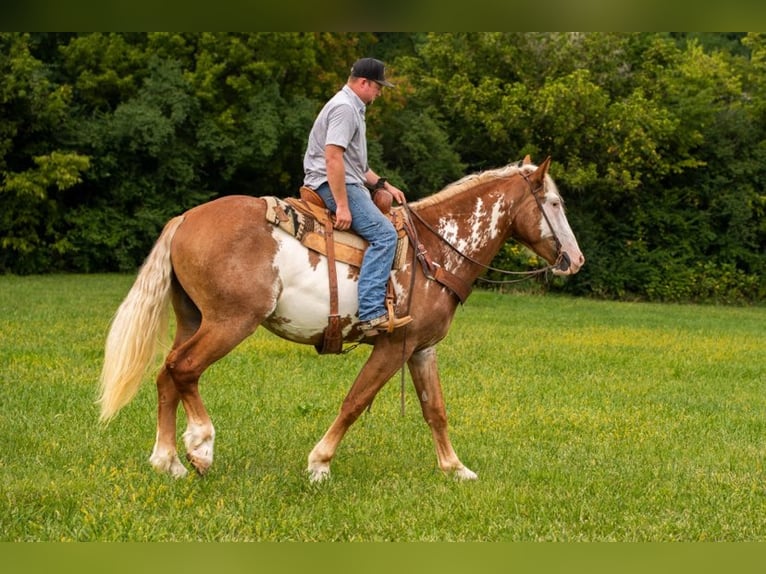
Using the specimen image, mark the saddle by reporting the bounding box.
[263,187,409,354]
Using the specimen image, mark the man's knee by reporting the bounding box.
[376,220,398,247]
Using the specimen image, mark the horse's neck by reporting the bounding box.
[412,178,522,272]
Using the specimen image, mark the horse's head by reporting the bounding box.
[512,156,585,276]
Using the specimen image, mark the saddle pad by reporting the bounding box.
[264,196,408,270]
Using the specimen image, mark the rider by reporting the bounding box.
[303,57,412,335]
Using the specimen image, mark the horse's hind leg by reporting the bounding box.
[164,319,258,476]
[408,346,477,480]
[149,283,201,478]
[149,366,188,478]
[150,278,261,478]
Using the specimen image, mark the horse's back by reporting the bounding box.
[184,194,267,228]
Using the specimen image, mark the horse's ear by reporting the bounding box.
[530,156,552,185]
[523,154,532,165]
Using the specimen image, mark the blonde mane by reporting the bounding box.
[414,163,535,209]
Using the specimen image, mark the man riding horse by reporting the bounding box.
[302,57,412,335]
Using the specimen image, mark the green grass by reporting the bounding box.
[1,274,765,541]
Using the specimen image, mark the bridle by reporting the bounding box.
[405,169,570,285]
[519,170,571,273]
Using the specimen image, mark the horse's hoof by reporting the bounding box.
[169,460,189,479]
[307,466,331,483]
[453,467,478,481]
[150,451,188,478]
[186,453,211,476]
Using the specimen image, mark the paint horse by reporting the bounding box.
[98,156,584,482]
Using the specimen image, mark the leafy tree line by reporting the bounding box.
[1,32,764,303]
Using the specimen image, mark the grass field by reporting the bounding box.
[1,274,765,541]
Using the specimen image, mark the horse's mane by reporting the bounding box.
[413,162,535,209]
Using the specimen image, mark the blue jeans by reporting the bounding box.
[315,182,397,321]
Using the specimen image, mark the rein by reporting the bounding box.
[404,172,567,286]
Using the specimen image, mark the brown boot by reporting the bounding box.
[360,313,413,335]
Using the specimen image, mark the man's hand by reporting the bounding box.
[386,183,406,205]
[334,203,352,230]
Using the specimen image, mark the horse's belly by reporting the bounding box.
[262,236,360,344]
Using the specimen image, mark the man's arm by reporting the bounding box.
[325,144,352,230]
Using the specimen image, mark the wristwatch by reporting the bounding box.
[373,177,388,190]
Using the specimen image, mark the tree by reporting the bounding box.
[0,33,90,273]
[0,33,763,302]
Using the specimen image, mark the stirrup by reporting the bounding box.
[361,313,413,335]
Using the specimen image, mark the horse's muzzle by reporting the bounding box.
[553,251,584,275]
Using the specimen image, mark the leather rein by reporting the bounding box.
[404,171,569,286]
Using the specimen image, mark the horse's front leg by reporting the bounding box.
[408,346,477,480]
[307,340,409,482]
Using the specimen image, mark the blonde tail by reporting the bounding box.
[98,216,185,422]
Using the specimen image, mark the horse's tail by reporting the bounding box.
[98,215,185,422]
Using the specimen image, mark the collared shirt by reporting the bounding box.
[303,84,368,189]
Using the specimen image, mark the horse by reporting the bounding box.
[98,156,584,482]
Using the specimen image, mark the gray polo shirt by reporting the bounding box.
[303,85,368,189]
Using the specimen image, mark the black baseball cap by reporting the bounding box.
[350,58,394,87]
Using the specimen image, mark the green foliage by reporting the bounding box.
[391,32,765,302]
[0,33,763,302]
[0,34,92,273]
